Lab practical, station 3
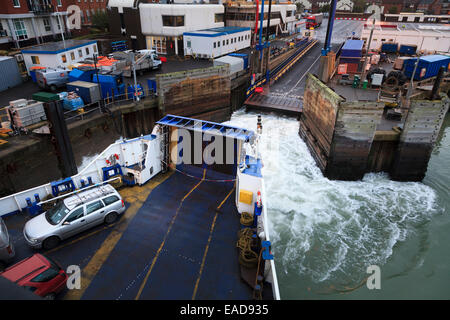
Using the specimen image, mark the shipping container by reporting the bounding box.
[227,53,249,69]
[213,55,244,75]
[381,42,398,53]
[66,81,101,105]
[403,54,450,81]
[341,40,364,58]
[399,44,417,55]
[0,56,23,92]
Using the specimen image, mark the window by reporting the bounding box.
[61,54,67,63]
[93,45,97,52]
[223,40,225,46]
[213,42,216,49]
[31,56,40,64]
[162,15,185,27]
[43,18,51,32]
[85,47,90,55]
[70,51,75,60]
[57,0,62,6]
[217,41,220,47]
[56,18,61,30]
[187,40,191,48]
[13,19,27,40]
[65,207,84,223]
[231,38,233,44]
[78,49,83,58]
[86,200,104,215]
[226,39,229,45]
[13,0,20,8]
[215,13,224,23]
[103,195,120,206]
[30,268,59,283]
[0,23,7,37]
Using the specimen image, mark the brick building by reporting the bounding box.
[0,0,108,50]
[0,0,71,49]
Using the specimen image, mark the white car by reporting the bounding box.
[23,184,126,250]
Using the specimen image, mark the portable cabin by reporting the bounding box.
[183,27,251,59]
[21,40,99,75]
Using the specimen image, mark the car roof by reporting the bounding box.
[63,184,117,210]
[0,254,49,283]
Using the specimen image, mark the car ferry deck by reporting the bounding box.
[0,115,278,300]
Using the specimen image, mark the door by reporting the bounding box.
[60,207,87,239]
[84,200,106,228]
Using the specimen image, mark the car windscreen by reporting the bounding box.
[45,202,70,225]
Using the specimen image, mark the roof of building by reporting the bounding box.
[183,26,251,38]
[21,40,97,55]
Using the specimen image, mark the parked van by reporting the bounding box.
[23,184,125,250]
[0,218,15,270]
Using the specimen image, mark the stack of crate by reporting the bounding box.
[7,99,47,127]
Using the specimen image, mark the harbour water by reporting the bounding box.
[226,110,450,299]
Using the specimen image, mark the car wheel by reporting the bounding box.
[44,293,56,300]
[43,236,60,250]
[104,212,118,224]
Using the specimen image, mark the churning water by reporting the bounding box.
[226,109,450,299]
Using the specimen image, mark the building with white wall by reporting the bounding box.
[225,3,297,38]
[361,22,450,54]
[21,39,98,73]
[139,4,225,55]
[183,26,251,58]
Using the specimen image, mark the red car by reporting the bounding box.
[0,254,67,299]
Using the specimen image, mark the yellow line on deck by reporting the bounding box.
[134,169,206,300]
[63,172,173,300]
[191,185,236,300]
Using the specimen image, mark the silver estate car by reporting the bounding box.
[24,184,125,250]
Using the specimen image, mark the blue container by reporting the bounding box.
[341,40,364,58]
[68,68,97,82]
[92,73,125,99]
[147,78,157,93]
[399,44,417,55]
[403,55,450,81]
[30,70,37,83]
[381,42,398,53]
[127,84,145,100]
[228,53,249,69]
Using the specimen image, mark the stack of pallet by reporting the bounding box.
[6,99,47,127]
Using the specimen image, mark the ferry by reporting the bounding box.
[0,114,280,300]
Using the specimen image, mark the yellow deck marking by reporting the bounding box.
[192,185,236,300]
[134,169,206,300]
[63,172,173,300]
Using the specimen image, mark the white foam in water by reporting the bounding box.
[225,110,439,288]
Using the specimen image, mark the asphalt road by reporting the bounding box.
[268,19,366,99]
